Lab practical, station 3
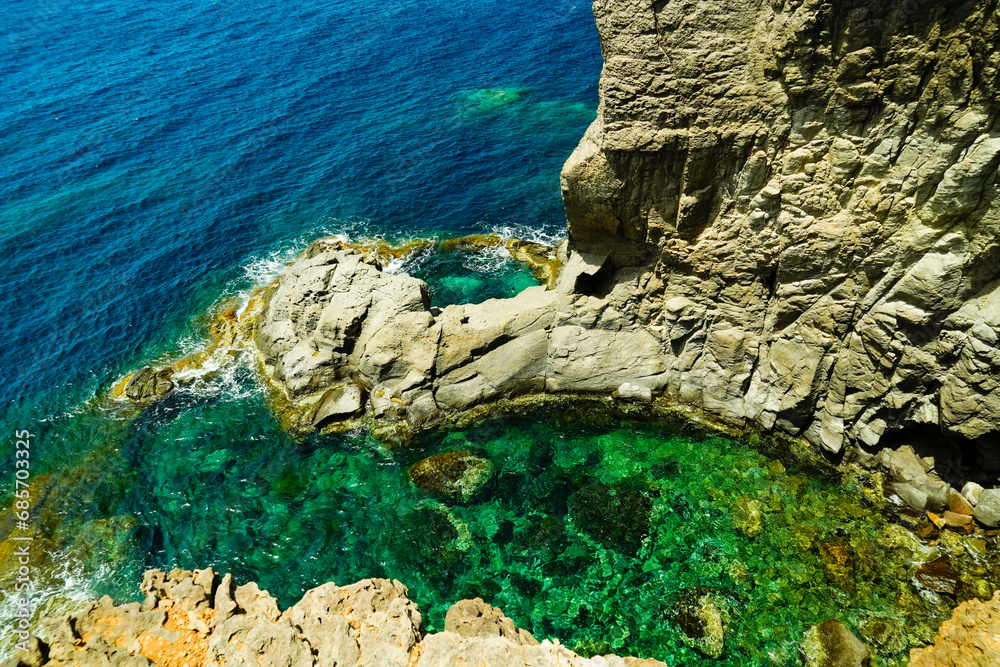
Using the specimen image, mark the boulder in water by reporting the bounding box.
[121,366,174,402]
[671,587,730,659]
[800,620,871,667]
[408,451,494,503]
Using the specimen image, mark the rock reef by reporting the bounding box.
[3,569,664,667]
[250,237,668,442]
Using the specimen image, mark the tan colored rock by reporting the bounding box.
[14,569,664,667]
[559,0,1000,457]
[948,493,976,517]
[910,592,1000,666]
[444,598,537,646]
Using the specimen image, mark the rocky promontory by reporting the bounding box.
[92,1,1000,661]
[4,569,665,667]
[237,0,1000,482]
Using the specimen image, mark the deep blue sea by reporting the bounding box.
[0,0,599,410]
[0,2,962,665]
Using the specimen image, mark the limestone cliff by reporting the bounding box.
[562,0,1000,460]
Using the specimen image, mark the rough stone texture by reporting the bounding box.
[909,591,1000,666]
[307,384,365,427]
[444,598,538,646]
[878,446,954,511]
[4,569,666,667]
[800,620,871,667]
[973,487,1000,526]
[408,451,495,503]
[123,366,174,402]
[561,0,1000,458]
[252,239,670,435]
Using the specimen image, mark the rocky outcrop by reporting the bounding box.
[562,0,1000,458]
[909,591,1000,666]
[244,0,1000,474]
[3,569,665,667]
[250,239,671,440]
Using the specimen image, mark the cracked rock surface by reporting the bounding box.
[252,239,670,435]
[561,0,1000,456]
[4,568,665,667]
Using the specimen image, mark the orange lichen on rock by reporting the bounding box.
[136,607,213,667]
[909,591,1000,667]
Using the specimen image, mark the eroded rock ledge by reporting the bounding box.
[5,568,664,667]
[251,238,667,443]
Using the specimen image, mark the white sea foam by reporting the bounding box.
[481,221,564,248]
[173,351,261,403]
[0,553,112,660]
[461,242,513,275]
[385,244,434,275]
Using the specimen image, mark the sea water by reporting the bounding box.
[0,1,980,665]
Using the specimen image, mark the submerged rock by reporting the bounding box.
[800,620,871,667]
[731,495,763,538]
[858,615,908,655]
[671,587,730,659]
[568,482,652,555]
[915,557,960,596]
[408,451,495,503]
[817,540,856,594]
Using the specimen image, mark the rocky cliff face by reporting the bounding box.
[562,0,1000,460]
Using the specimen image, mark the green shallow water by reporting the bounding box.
[0,250,990,665]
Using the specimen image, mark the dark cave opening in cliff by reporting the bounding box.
[876,424,1000,489]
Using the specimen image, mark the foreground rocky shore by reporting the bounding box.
[0,568,891,667]
[3,568,666,667]
[7,567,999,666]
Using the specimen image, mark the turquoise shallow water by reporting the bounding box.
[0,0,599,407]
[1,371,967,664]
